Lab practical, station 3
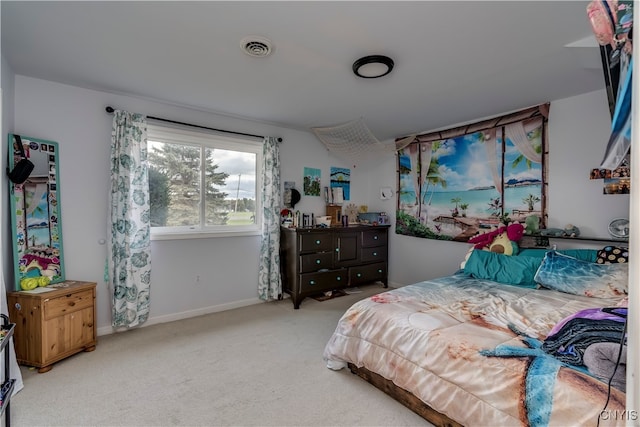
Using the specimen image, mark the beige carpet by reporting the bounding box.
[9,284,432,426]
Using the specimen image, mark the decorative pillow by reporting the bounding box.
[463,249,541,288]
[534,251,628,298]
[517,248,598,263]
[596,245,629,264]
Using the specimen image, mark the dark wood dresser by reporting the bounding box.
[280,225,389,309]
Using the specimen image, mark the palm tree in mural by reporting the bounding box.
[488,196,502,217]
[421,141,447,206]
[450,196,462,217]
[419,143,447,223]
[523,194,541,211]
[511,127,542,169]
[459,203,469,217]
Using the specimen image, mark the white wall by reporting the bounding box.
[10,76,363,334]
[7,75,628,334]
[2,56,15,284]
[360,89,629,285]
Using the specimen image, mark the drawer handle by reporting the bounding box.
[335,248,339,252]
[374,236,378,240]
[378,269,383,273]
[373,252,377,256]
[316,259,321,264]
[309,280,316,285]
[315,240,321,245]
[357,273,362,278]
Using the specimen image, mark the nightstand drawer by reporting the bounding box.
[44,289,94,320]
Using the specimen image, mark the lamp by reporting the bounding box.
[352,55,394,78]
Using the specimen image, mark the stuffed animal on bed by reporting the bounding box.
[468,222,525,256]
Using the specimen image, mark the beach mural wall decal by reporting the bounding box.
[395,104,548,242]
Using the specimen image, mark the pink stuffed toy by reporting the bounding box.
[468,223,524,251]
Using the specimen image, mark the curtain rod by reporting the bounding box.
[105,106,282,142]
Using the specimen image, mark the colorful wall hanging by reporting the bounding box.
[303,167,321,196]
[330,167,351,201]
[395,104,549,242]
[8,134,65,289]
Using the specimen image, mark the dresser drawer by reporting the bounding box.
[350,262,386,285]
[43,289,94,320]
[299,269,347,294]
[361,246,387,262]
[300,233,333,253]
[362,229,387,247]
[300,252,333,273]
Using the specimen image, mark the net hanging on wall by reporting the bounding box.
[311,118,394,163]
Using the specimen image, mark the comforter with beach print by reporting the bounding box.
[323,272,626,427]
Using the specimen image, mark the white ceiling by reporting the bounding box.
[1,1,606,141]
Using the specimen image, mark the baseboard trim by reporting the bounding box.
[97,297,263,336]
[97,283,398,337]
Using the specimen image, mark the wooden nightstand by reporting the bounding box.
[7,280,97,373]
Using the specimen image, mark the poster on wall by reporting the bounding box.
[590,152,631,195]
[303,167,321,196]
[396,104,548,242]
[330,167,351,201]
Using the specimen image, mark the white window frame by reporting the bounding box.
[147,124,263,240]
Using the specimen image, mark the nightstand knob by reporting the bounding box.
[315,240,320,245]
[374,236,378,240]
[357,273,362,278]
[309,280,316,285]
[337,277,341,281]
[316,259,321,264]
[373,252,377,256]
[378,269,383,273]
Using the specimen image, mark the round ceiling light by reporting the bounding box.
[352,55,394,78]
[240,36,274,57]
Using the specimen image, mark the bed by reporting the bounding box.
[323,248,629,426]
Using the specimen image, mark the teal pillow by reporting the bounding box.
[518,248,598,263]
[534,250,628,298]
[463,250,541,288]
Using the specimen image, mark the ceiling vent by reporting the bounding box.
[240,36,274,58]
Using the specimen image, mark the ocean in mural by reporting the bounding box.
[396,106,547,241]
[399,184,542,236]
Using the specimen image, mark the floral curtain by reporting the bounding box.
[258,136,282,301]
[108,110,151,328]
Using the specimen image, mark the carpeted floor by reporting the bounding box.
[8,284,432,426]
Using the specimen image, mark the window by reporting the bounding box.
[147,124,262,239]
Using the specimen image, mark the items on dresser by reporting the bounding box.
[325,205,342,225]
[7,281,97,373]
[280,225,389,309]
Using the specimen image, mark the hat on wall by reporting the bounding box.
[6,134,34,184]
